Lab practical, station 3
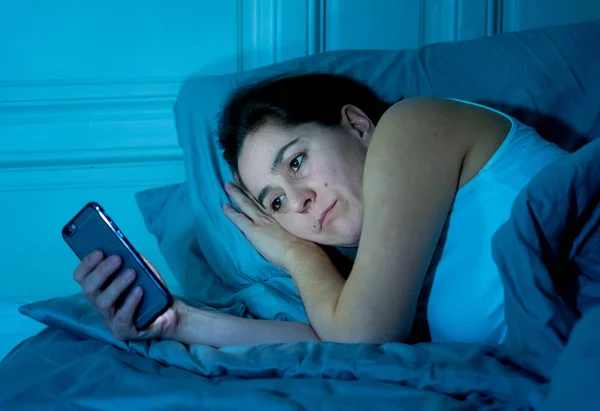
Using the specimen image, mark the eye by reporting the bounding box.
[271,194,285,212]
[289,154,304,172]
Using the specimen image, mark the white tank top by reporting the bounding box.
[421,99,566,344]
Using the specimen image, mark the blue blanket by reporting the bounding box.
[1,140,600,410]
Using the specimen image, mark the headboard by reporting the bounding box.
[1,0,599,299]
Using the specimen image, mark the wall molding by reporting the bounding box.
[0,77,184,102]
[423,0,458,44]
[0,146,183,169]
[0,1,294,171]
[0,0,512,172]
[424,0,502,44]
[418,0,426,47]
[238,0,278,70]
[0,79,184,169]
[0,95,174,124]
[237,0,323,69]
[0,160,185,193]
[307,0,326,54]
[487,0,501,36]
[500,0,521,33]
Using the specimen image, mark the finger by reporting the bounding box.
[113,287,143,337]
[139,254,167,287]
[81,255,121,299]
[139,254,162,279]
[73,250,104,283]
[95,269,136,315]
[225,183,262,219]
[139,253,153,271]
[229,182,264,210]
[223,204,254,233]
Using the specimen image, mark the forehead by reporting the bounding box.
[242,121,295,160]
[237,122,300,196]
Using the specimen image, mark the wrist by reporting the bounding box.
[164,299,191,341]
[167,300,221,346]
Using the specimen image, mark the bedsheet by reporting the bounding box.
[1,140,599,410]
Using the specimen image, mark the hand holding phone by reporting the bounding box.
[63,202,174,336]
[72,251,180,341]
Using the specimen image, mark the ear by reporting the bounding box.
[340,104,375,142]
[232,172,242,186]
[232,171,250,193]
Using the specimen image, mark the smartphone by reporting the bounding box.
[62,201,173,330]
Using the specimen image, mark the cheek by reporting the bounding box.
[311,160,339,183]
[277,216,312,239]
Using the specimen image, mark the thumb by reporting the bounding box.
[139,253,167,287]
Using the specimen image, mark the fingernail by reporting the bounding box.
[91,250,103,262]
[109,255,120,266]
[124,269,135,281]
[134,287,143,297]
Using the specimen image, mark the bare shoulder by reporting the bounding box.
[350,97,510,341]
[371,96,510,148]
[366,97,511,188]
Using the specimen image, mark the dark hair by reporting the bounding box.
[217,73,393,175]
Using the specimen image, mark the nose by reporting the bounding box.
[288,187,315,213]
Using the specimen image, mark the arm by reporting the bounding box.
[171,300,320,347]
[74,251,319,347]
[283,98,487,343]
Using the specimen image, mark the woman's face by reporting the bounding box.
[237,105,374,246]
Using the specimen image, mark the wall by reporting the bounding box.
[1,0,599,299]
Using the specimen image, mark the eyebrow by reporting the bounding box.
[257,185,273,209]
[271,137,300,173]
[257,137,300,208]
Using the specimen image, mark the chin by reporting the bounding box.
[303,218,362,247]
[330,225,362,247]
[339,235,360,248]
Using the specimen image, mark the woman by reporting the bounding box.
[72,74,565,346]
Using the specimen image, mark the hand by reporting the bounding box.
[223,182,314,269]
[73,251,182,342]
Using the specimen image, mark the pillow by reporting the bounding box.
[137,20,600,321]
[135,182,311,321]
[135,182,211,298]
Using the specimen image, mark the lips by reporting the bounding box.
[318,201,337,230]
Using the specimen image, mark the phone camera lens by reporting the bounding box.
[65,223,77,237]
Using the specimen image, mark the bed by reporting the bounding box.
[2,20,600,410]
